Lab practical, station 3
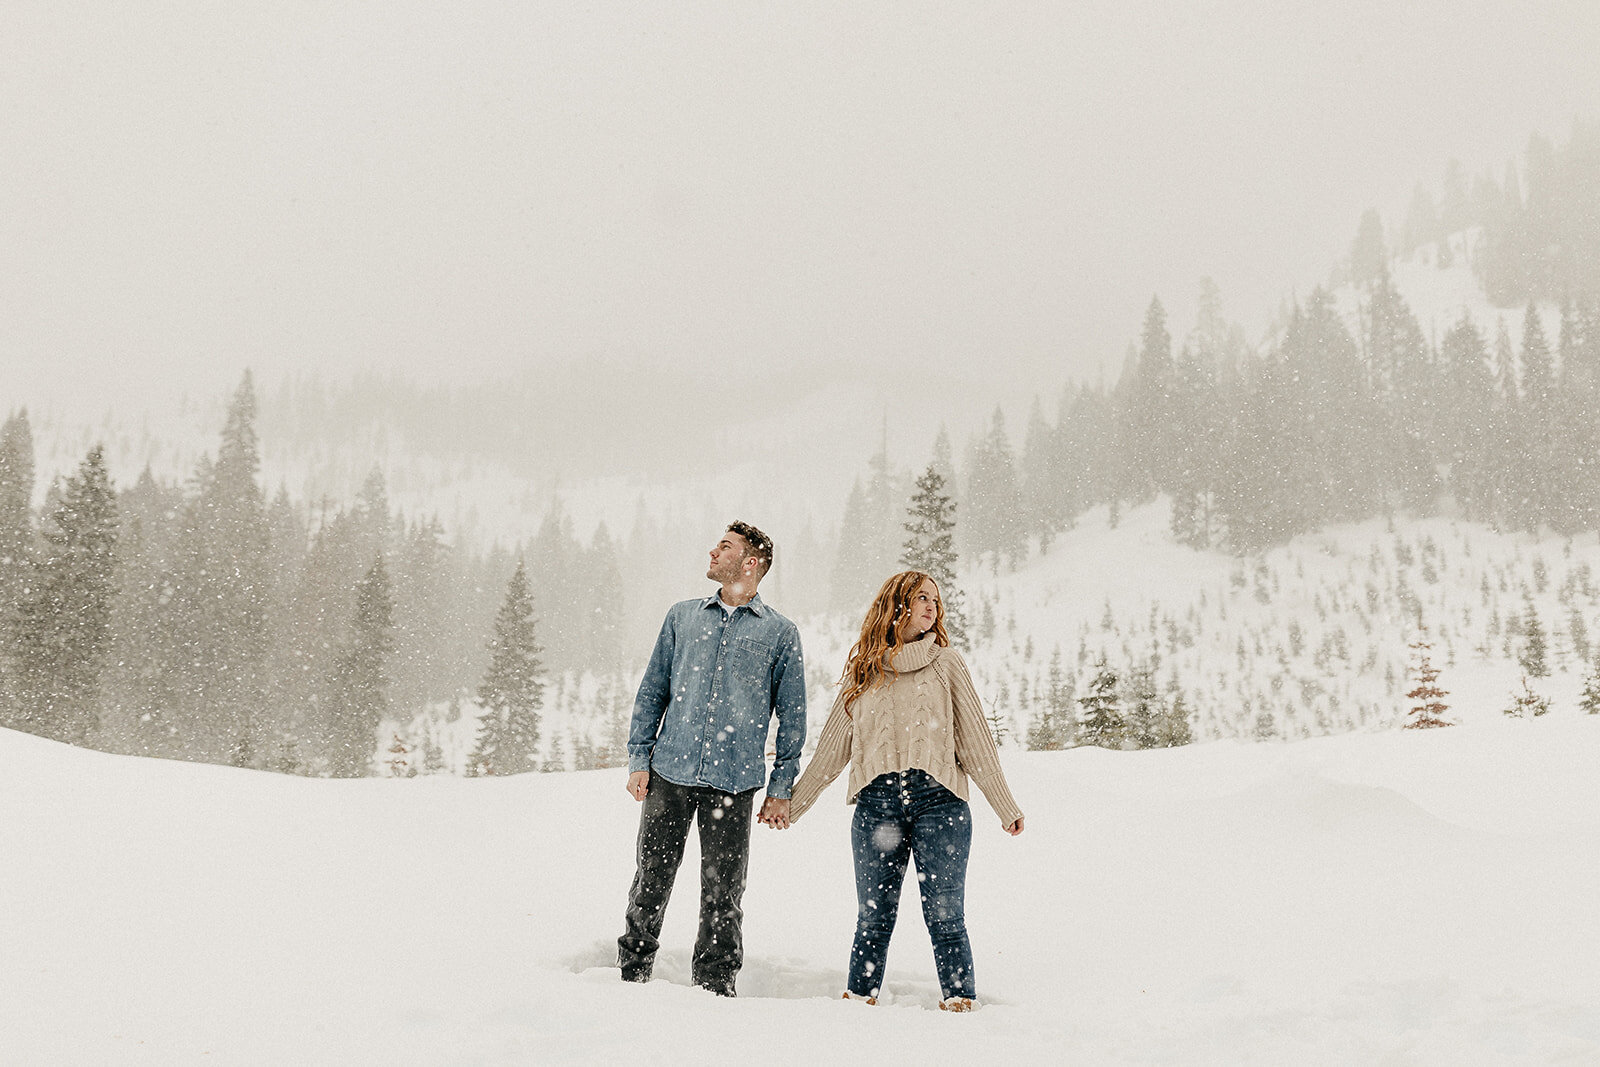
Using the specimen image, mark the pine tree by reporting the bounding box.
[1519,597,1550,678]
[1580,658,1600,716]
[1019,397,1062,551]
[469,560,545,776]
[1504,675,1550,718]
[327,556,395,777]
[389,516,454,721]
[1026,647,1074,750]
[830,479,876,615]
[0,410,36,727]
[1154,691,1194,747]
[1519,305,1559,527]
[1129,295,1177,497]
[963,409,1026,570]
[1076,661,1123,748]
[203,372,273,765]
[584,523,626,673]
[1123,666,1159,749]
[1403,637,1452,728]
[385,733,414,777]
[528,499,582,671]
[1350,208,1387,285]
[1440,313,1497,520]
[1521,302,1554,408]
[901,463,968,648]
[421,730,448,775]
[14,446,119,745]
[102,467,185,755]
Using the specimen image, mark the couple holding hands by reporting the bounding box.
[618,522,1023,1011]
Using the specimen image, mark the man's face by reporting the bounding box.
[707,531,753,584]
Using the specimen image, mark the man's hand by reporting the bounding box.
[627,770,650,802]
[1004,816,1024,836]
[758,796,791,829]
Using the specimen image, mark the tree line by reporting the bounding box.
[0,374,618,776]
[832,267,1600,592]
[1386,121,1600,306]
[828,124,1600,590]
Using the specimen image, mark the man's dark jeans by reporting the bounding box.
[618,776,758,996]
[847,768,975,1001]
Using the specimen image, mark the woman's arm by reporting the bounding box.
[943,650,1025,829]
[785,689,854,823]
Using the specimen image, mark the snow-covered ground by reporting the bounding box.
[5,711,1600,1064]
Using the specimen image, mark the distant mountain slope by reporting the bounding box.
[956,499,1600,745]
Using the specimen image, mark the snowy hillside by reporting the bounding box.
[380,498,1600,777]
[898,499,1599,750]
[1333,231,1565,358]
[4,716,1600,1064]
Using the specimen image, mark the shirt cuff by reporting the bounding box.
[627,751,652,774]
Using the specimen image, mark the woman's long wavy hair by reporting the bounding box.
[838,571,948,711]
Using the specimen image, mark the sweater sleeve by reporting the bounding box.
[787,689,854,823]
[943,649,1024,828]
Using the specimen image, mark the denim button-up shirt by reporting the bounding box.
[628,592,807,797]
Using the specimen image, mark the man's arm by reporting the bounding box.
[764,627,807,800]
[625,609,678,794]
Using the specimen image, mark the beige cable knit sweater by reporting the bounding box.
[788,637,1023,828]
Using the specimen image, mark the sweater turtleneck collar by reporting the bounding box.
[889,632,940,672]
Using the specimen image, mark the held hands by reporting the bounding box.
[626,770,650,802]
[758,796,791,829]
[1004,816,1025,836]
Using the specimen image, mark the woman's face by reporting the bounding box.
[899,578,940,638]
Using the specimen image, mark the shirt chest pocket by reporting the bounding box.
[730,635,775,688]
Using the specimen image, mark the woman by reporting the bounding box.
[787,571,1024,1012]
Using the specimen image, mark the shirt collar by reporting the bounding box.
[701,591,766,617]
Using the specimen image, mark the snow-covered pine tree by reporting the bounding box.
[1519,597,1550,678]
[421,730,448,775]
[829,479,876,616]
[1350,208,1386,286]
[14,445,119,746]
[963,408,1026,571]
[0,409,36,728]
[901,463,969,648]
[1025,646,1075,750]
[469,560,545,776]
[1076,660,1123,748]
[542,731,566,773]
[327,556,395,777]
[1504,675,1550,718]
[389,515,457,723]
[986,678,1011,747]
[200,372,272,766]
[1155,691,1194,747]
[1403,637,1452,728]
[585,523,626,673]
[1123,666,1159,749]
[1568,609,1591,665]
[1019,398,1061,553]
[1580,658,1600,716]
[385,733,413,777]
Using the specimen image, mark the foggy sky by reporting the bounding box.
[4,1,1600,410]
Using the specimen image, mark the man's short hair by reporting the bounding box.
[727,520,774,576]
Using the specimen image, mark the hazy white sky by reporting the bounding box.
[4,1,1599,408]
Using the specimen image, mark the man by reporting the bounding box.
[617,520,806,996]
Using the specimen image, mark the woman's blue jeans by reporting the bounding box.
[848,769,975,1000]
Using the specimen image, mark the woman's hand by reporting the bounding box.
[758,796,791,829]
[1004,816,1024,836]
